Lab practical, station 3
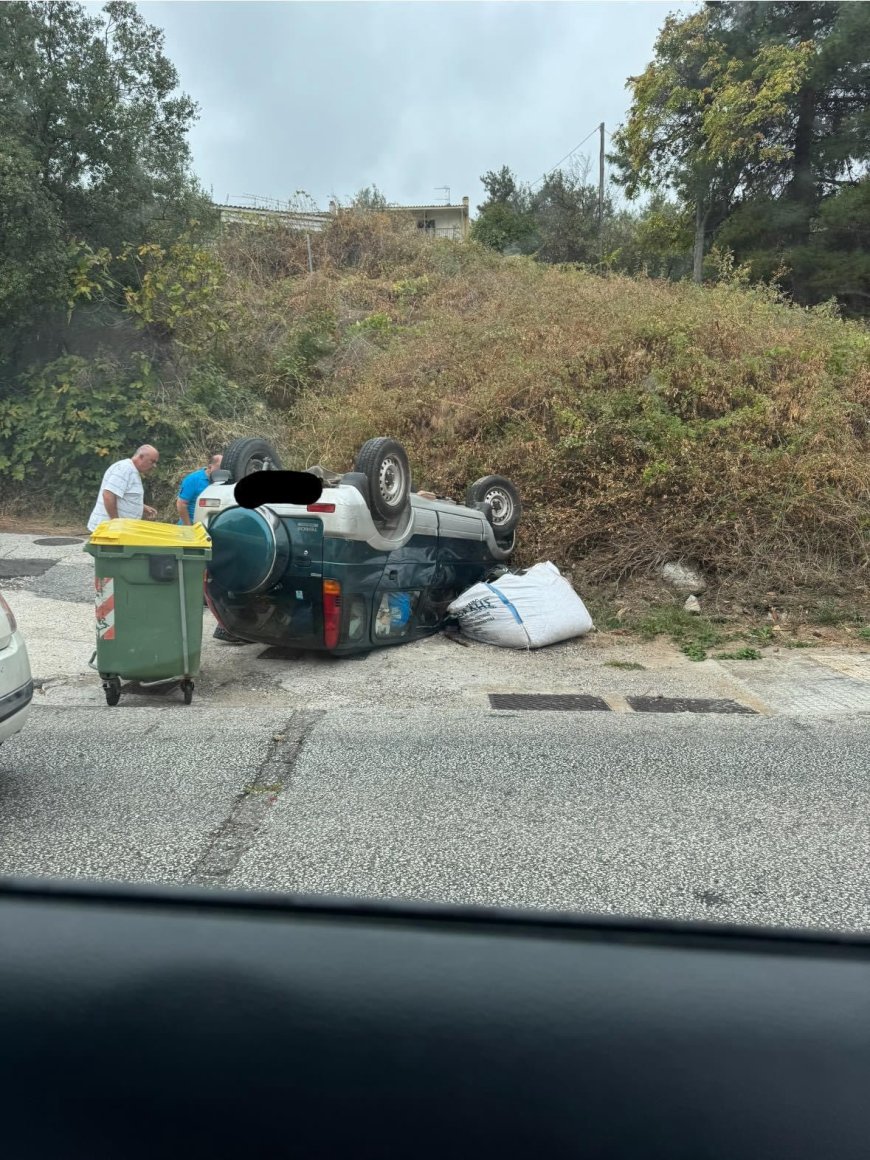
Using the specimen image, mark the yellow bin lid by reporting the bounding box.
[88,519,212,548]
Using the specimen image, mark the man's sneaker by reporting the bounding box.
[213,625,247,644]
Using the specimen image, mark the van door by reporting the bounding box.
[435,507,490,598]
[370,505,439,643]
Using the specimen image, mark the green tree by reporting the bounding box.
[476,165,521,211]
[608,193,694,280]
[611,2,870,303]
[351,185,389,211]
[0,136,67,351]
[528,164,613,265]
[705,1,870,307]
[706,3,870,222]
[0,1,210,253]
[471,166,536,253]
[609,5,812,281]
[0,1,216,370]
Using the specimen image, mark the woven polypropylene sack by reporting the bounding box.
[447,562,594,649]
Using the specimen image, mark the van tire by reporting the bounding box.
[222,438,283,482]
[354,438,411,522]
[466,476,522,536]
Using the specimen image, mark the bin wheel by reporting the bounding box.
[181,680,194,705]
[104,679,121,707]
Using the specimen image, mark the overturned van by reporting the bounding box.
[199,436,522,656]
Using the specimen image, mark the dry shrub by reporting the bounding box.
[265,244,869,603]
[204,213,869,607]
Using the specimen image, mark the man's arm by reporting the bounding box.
[176,499,192,525]
[102,490,119,520]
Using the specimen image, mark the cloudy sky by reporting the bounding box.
[131,1,691,212]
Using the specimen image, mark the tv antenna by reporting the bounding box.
[435,186,450,205]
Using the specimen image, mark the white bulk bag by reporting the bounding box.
[447,561,594,649]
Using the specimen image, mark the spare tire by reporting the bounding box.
[354,438,411,523]
[466,475,522,537]
[222,437,283,482]
[208,507,290,596]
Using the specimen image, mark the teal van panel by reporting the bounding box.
[374,535,439,591]
[285,516,324,577]
[437,534,493,593]
[209,578,322,647]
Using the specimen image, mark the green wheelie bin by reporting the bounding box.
[84,519,212,706]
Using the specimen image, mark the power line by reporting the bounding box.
[530,124,603,189]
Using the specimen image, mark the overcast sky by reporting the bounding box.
[129,1,692,212]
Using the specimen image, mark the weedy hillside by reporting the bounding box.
[3,212,868,625]
[209,213,870,619]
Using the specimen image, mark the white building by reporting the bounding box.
[218,201,331,232]
[217,196,470,239]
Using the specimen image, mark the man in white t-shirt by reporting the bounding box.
[87,445,160,532]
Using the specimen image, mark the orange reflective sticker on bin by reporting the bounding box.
[95,576,116,640]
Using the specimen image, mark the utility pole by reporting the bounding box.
[598,122,605,259]
[306,232,313,275]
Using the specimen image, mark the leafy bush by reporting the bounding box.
[117,235,228,350]
[0,354,183,508]
[0,353,268,515]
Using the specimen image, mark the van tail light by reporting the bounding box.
[0,593,17,634]
[323,579,341,649]
[199,497,221,508]
[307,503,335,513]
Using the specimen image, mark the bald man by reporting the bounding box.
[87,445,160,532]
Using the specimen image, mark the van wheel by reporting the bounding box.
[223,438,283,482]
[466,476,522,536]
[354,438,411,522]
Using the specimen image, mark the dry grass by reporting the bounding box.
[238,220,869,610]
[8,215,868,622]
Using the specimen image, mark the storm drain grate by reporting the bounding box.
[33,537,83,546]
[627,696,756,715]
[0,558,57,579]
[489,694,611,711]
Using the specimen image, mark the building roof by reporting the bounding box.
[217,201,466,216]
[385,203,467,212]
[220,203,329,218]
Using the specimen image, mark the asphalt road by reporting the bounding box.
[2,702,868,934]
[2,529,869,934]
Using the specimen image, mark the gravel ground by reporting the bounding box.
[2,530,868,719]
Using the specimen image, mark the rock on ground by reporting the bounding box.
[661,562,707,595]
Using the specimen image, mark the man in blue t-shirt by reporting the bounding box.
[176,453,223,525]
[177,453,249,646]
